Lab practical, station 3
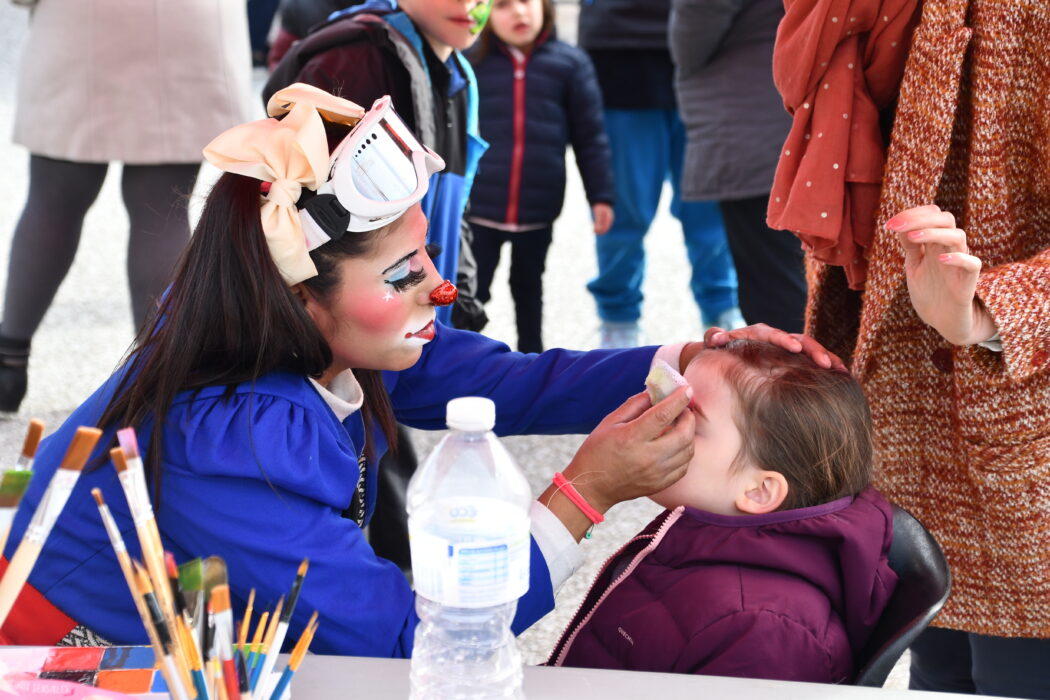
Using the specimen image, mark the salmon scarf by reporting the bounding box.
[767,0,920,289]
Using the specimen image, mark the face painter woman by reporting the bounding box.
[0,86,836,655]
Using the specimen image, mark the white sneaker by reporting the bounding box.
[705,307,746,332]
[599,321,641,349]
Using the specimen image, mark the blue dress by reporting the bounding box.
[7,325,655,657]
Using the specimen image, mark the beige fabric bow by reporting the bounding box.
[203,84,364,286]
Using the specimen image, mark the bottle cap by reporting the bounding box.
[446,397,496,432]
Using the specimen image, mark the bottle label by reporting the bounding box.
[409,497,530,607]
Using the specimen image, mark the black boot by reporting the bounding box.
[0,334,30,413]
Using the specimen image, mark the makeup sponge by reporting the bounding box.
[645,359,689,405]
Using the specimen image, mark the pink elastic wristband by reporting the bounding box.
[552,472,604,525]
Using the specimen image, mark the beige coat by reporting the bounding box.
[807,0,1050,638]
[13,0,254,164]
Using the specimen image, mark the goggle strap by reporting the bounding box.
[301,194,350,244]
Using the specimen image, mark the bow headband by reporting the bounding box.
[202,84,365,286]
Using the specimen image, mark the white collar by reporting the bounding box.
[308,369,364,421]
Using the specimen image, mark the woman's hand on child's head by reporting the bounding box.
[565,387,695,514]
[889,204,997,346]
[592,203,614,235]
[688,325,845,370]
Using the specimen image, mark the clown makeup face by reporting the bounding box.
[303,204,445,379]
[399,0,488,59]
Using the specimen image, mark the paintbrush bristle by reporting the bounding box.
[116,427,141,460]
[210,584,231,613]
[110,446,129,473]
[91,488,105,507]
[58,427,103,471]
[297,558,309,577]
[165,552,179,579]
[21,419,45,458]
[133,560,153,595]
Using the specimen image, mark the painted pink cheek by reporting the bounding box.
[344,292,409,333]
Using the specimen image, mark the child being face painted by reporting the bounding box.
[650,340,873,515]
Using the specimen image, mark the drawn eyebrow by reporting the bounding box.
[381,249,419,275]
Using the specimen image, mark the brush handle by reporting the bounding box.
[253,621,288,698]
[0,520,12,558]
[163,653,194,700]
[266,668,293,700]
[24,468,79,543]
[0,539,42,628]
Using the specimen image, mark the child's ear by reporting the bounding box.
[735,470,789,515]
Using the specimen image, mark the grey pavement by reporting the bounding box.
[0,2,907,686]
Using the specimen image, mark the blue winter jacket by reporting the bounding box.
[7,325,656,657]
[467,33,613,225]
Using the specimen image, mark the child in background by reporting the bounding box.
[550,340,898,683]
[467,0,614,353]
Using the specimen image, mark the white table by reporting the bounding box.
[292,655,965,699]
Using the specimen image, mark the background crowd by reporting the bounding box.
[0,0,1048,696]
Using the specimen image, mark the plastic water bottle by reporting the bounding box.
[407,397,532,700]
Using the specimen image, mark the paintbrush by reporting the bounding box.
[178,558,206,652]
[210,584,240,700]
[249,597,282,693]
[201,555,229,664]
[235,648,252,700]
[135,561,195,700]
[112,433,178,628]
[177,611,211,700]
[266,611,319,700]
[0,426,100,628]
[91,489,170,672]
[244,609,270,675]
[253,559,308,699]
[166,551,188,620]
[237,588,255,657]
[0,419,45,557]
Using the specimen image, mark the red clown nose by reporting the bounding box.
[429,280,458,306]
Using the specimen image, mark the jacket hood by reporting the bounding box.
[650,487,897,654]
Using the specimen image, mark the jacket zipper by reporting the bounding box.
[504,49,528,225]
[550,507,685,666]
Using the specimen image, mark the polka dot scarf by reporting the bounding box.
[767,0,921,290]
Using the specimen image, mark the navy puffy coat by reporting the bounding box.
[468,34,614,225]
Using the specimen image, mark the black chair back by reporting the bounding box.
[854,504,951,687]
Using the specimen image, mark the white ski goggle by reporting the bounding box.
[298,95,445,248]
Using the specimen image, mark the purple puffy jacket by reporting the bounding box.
[549,487,898,684]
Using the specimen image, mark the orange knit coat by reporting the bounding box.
[806,0,1050,637]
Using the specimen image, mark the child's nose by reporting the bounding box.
[429,280,458,307]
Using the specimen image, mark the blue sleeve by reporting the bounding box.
[388,324,658,435]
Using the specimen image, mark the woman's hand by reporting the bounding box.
[679,324,845,371]
[889,204,997,345]
[540,388,694,541]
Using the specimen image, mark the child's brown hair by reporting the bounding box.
[714,340,872,511]
[468,0,556,64]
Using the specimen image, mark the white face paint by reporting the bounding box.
[305,205,444,374]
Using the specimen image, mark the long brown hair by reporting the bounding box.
[715,340,873,511]
[98,171,398,494]
[468,0,555,64]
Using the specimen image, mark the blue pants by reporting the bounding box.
[910,627,1050,698]
[586,109,738,326]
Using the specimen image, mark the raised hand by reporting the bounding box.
[680,325,844,370]
[889,204,996,345]
[541,387,694,541]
